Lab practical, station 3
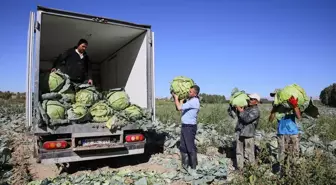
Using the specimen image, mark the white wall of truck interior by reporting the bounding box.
[100,32,149,108]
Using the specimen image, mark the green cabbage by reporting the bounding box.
[105,115,126,130]
[49,71,66,92]
[59,84,75,104]
[106,90,130,111]
[274,84,310,110]
[42,100,66,120]
[124,104,143,121]
[75,86,100,107]
[229,88,249,107]
[67,103,90,122]
[170,76,195,100]
[89,101,113,122]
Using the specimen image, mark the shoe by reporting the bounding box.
[180,152,189,169]
[189,152,198,169]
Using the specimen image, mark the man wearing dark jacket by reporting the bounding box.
[235,93,261,170]
[51,39,93,85]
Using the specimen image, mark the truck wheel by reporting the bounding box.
[56,163,70,173]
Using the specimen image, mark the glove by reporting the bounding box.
[288,96,298,108]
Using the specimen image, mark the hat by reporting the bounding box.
[248,93,261,102]
[270,88,281,97]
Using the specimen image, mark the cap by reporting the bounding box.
[248,93,261,102]
[270,88,281,97]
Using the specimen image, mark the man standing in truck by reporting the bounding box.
[235,93,261,170]
[51,39,93,85]
[172,85,201,170]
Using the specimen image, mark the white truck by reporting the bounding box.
[25,6,155,164]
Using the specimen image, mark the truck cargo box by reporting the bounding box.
[26,6,155,164]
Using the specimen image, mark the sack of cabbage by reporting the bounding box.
[37,71,151,129]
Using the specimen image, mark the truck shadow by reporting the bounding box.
[63,132,165,174]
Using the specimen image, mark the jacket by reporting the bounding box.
[52,47,92,83]
[235,105,260,138]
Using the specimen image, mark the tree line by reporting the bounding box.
[0,91,26,100]
[320,83,336,107]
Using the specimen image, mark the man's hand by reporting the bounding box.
[288,96,298,108]
[51,68,56,72]
[171,92,178,101]
[88,79,93,85]
[236,106,244,112]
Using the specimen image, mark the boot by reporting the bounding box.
[180,152,189,169]
[189,152,198,169]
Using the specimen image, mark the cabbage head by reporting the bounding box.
[124,104,143,121]
[67,103,90,122]
[229,88,249,107]
[49,71,66,92]
[75,86,100,107]
[89,101,113,122]
[106,90,130,111]
[170,76,195,100]
[42,100,66,120]
[63,91,75,104]
[274,84,310,110]
[105,115,126,130]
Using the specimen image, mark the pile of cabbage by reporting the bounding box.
[37,70,150,129]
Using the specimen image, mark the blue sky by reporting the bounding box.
[0,0,335,98]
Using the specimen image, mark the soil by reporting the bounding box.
[6,130,189,185]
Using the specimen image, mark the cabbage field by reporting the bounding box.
[1,97,336,185]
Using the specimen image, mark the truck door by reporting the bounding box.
[151,31,156,121]
[26,12,35,128]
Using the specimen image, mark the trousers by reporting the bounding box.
[179,124,197,154]
[278,134,300,163]
[236,135,255,169]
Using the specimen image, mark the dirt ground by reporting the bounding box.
[7,130,189,185]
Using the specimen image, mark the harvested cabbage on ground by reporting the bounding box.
[170,76,195,100]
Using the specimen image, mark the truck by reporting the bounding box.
[25,6,155,164]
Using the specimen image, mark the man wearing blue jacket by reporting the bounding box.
[172,85,201,170]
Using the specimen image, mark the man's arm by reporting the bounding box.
[238,108,260,124]
[174,98,185,111]
[294,107,301,120]
[269,106,277,123]
[52,49,70,70]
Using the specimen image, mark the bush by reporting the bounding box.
[320,83,336,107]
